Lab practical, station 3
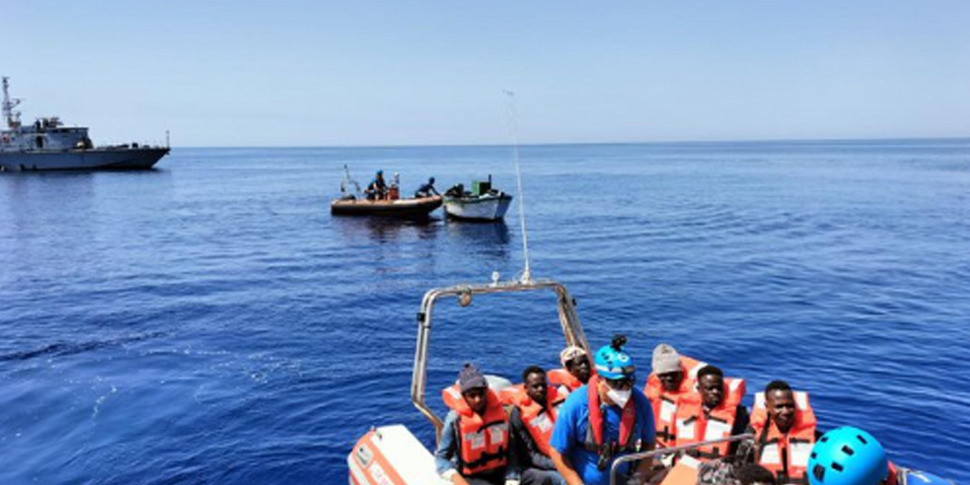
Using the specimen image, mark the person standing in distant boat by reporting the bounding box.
[415,177,440,198]
[365,170,388,200]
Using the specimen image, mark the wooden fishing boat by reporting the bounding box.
[443,178,512,221]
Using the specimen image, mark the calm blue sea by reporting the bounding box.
[1,140,968,484]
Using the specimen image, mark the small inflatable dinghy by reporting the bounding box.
[331,195,442,219]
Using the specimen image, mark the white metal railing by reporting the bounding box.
[409,277,590,443]
[610,433,755,485]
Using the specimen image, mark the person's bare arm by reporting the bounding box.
[634,435,657,483]
[549,448,584,485]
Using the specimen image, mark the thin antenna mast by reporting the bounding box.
[2,76,23,129]
[504,89,531,282]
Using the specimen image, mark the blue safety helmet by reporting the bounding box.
[808,427,889,485]
[429,177,435,183]
[594,334,636,381]
[376,169,383,175]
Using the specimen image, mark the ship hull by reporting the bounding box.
[0,147,170,172]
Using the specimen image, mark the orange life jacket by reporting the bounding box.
[548,368,584,398]
[498,385,520,404]
[501,384,564,456]
[673,377,747,459]
[583,375,639,453]
[441,384,510,476]
[749,391,817,485]
[644,355,707,447]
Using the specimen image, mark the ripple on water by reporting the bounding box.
[1,141,968,483]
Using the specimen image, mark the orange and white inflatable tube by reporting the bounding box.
[348,425,450,485]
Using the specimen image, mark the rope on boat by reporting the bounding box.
[504,89,532,283]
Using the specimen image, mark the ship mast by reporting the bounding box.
[2,76,23,129]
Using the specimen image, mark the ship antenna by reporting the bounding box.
[504,89,531,283]
[2,76,23,129]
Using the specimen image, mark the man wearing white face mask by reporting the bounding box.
[549,335,656,485]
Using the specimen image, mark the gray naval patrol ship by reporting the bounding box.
[0,76,170,171]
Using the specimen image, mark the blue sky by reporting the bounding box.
[6,1,970,147]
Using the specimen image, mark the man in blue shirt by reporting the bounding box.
[365,170,388,200]
[415,176,440,198]
[549,335,656,485]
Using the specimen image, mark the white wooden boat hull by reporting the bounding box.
[443,193,512,221]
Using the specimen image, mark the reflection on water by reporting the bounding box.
[330,213,513,249]
[330,216,514,279]
[445,219,510,244]
[333,215,443,244]
[2,170,96,200]
[446,219,512,261]
[1,172,97,243]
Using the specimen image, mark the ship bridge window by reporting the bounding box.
[36,136,44,149]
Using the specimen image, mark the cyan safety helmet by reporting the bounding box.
[808,426,889,485]
[594,334,635,381]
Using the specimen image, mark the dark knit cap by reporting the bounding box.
[458,362,488,392]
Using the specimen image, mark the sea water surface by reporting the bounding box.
[1,140,968,484]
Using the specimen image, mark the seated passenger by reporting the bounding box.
[507,366,567,485]
[808,426,951,485]
[737,380,821,485]
[388,172,401,200]
[435,363,514,485]
[644,344,707,448]
[415,176,440,198]
[548,346,591,398]
[365,170,388,200]
[673,365,749,461]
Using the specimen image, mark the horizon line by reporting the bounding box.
[168,135,970,150]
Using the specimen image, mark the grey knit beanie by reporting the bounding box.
[652,343,682,375]
[458,362,488,392]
